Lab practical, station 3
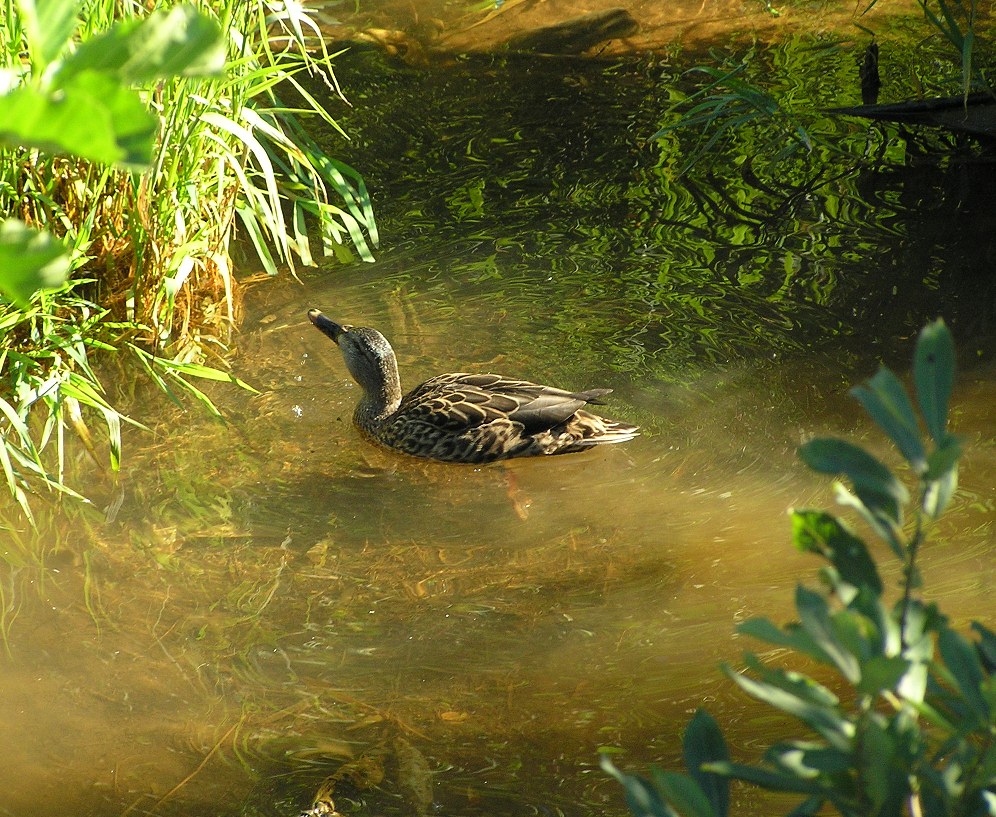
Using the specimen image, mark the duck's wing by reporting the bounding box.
[398,373,613,432]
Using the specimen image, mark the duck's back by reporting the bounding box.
[366,373,637,463]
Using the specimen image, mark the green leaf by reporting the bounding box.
[937,626,989,723]
[0,72,157,166]
[53,5,225,87]
[850,367,926,473]
[832,483,905,559]
[796,586,861,684]
[601,757,678,817]
[723,664,852,750]
[859,717,900,812]
[162,359,256,388]
[799,438,907,525]
[0,219,72,305]
[961,29,974,100]
[739,618,850,669]
[791,509,882,595]
[851,586,901,657]
[913,319,955,444]
[236,202,280,276]
[16,0,79,71]
[683,710,729,817]
[921,435,961,520]
[737,617,831,665]
[767,742,850,778]
[743,655,840,709]
[857,656,911,696]
[650,770,715,817]
[701,761,825,795]
[970,621,996,673]
[922,459,959,521]
[924,435,962,482]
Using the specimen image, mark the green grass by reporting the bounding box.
[0,0,378,525]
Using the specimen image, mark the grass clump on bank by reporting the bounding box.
[0,0,378,519]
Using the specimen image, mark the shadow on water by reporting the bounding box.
[1,39,994,817]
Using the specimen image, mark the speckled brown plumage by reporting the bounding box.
[308,309,639,463]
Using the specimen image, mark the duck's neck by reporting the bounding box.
[353,362,402,428]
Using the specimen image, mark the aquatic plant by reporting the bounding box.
[0,0,378,517]
[605,319,996,817]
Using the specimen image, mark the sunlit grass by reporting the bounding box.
[0,0,378,516]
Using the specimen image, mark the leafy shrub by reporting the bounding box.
[0,0,377,517]
[605,319,995,817]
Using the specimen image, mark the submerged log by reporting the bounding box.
[828,92,996,138]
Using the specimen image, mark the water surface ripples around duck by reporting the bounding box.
[1,43,993,817]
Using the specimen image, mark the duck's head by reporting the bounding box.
[308,309,401,404]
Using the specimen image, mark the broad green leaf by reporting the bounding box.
[924,436,962,482]
[742,656,840,709]
[683,710,729,817]
[938,626,989,723]
[64,72,158,165]
[913,319,955,444]
[850,367,926,473]
[921,435,960,520]
[0,73,156,166]
[922,462,958,520]
[895,600,936,703]
[53,5,225,87]
[723,665,852,750]
[830,608,878,664]
[859,717,900,812]
[16,0,79,72]
[650,770,715,817]
[767,742,850,778]
[851,586,901,658]
[832,483,905,559]
[799,438,907,524]
[796,586,861,684]
[737,617,833,665]
[857,656,911,696]
[0,219,72,305]
[700,761,824,795]
[601,757,678,817]
[791,509,882,595]
[971,621,996,672]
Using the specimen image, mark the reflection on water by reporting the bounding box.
[1,44,994,817]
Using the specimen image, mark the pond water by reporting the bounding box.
[1,39,994,817]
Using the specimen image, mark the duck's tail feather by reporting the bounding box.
[592,421,640,445]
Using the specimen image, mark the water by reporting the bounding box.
[1,43,994,817]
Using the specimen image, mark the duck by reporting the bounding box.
[307,309,639,464]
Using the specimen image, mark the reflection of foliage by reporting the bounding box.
[314,46,992,396]
[653,52,821,176]
[902,0,987,97]
[446,179,487,220]
[657,2,993,174]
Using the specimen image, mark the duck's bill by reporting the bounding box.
[307,309,343,343]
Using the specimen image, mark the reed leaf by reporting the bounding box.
[1,0,377,513]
